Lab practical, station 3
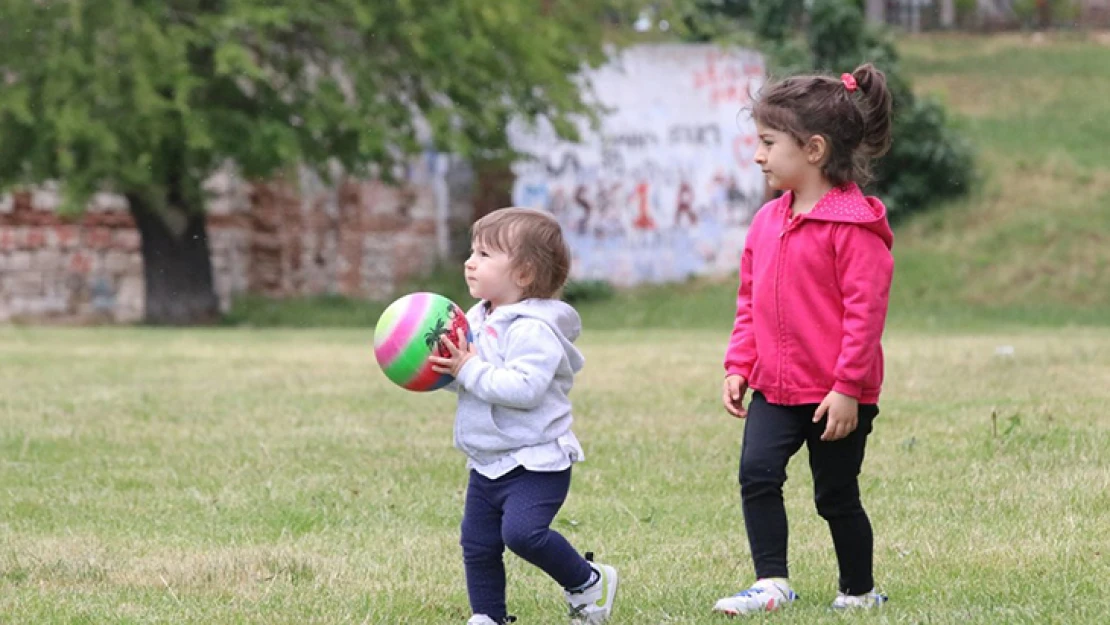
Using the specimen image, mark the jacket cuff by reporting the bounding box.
[455,358,482,389]
[725,364,752,379]
[833,379,862,399]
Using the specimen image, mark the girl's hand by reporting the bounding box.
[430,329,476,377]
[814,390,858,441]
[723,375,749,418]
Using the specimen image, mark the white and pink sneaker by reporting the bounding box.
[712,578,798,616]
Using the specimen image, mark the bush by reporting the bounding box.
[874,97,974,220]
[562,279,616,305]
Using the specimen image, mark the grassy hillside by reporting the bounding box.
[891,33,1110,326]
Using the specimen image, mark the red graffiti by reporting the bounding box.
[693,51,761,107]
[631,182,656,231]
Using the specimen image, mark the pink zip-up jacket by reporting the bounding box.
[724,183,894,405]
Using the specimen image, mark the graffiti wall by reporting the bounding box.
[509,44,766,286]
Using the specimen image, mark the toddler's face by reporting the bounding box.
[464,239,524,309]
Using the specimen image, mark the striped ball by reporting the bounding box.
[373,292,472,392]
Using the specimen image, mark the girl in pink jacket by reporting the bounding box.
[713,64,895,616]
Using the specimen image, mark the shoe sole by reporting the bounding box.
[712,595,790,616]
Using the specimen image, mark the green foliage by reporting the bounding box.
[0,0,685,211]
[752,0,805,42]
[561,279,616,305]
[683,1,754,42]
[873,98,974,219]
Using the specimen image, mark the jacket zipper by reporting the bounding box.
[776,211,802,401]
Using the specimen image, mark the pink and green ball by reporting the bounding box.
[373,292,472,392]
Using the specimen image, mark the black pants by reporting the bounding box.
[461,467,592,621]
[739,391,879,595]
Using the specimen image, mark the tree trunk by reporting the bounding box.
[128,195,220,325]
[1036,0,1052,29]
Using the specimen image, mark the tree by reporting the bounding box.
[0,0,678,324]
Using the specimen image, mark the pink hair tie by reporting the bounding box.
[841,73,858,92]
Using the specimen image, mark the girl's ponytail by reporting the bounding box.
[851,63,893,160]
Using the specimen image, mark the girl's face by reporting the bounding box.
[464,239,525,310]
[753,125,815,192]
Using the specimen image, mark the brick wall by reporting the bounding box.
[0,190,144,322]
[0,156,474,323]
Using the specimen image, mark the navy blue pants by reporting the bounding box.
[461,467,592,621]
[739,391,879,595]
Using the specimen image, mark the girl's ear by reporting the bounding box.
[804,135,828,165]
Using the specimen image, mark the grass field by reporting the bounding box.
[2,325,1109,624]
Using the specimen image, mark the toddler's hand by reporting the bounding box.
[814,390,858,441]
[723,375,749,418]
[430,329,476,377]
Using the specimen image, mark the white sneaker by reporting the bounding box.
[565,562,619,624]
[712,578,797,616]
[831,590,887,609]
[467,616,516,625]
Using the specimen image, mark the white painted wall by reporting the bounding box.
[509,44,766,286]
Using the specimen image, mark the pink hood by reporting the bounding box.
[724,183,894,405]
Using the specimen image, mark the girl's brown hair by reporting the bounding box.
[471,207,571,300]
[752,63,893,187]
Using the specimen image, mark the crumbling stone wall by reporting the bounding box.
[0,190,144,323]
[0,157,473,324]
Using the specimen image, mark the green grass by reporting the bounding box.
[2,325,1109,623]
[901,34,1110,168]
[9,33,1110,623]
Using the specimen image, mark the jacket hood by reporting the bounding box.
[781,183,893,250]
[478,299,584,371]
